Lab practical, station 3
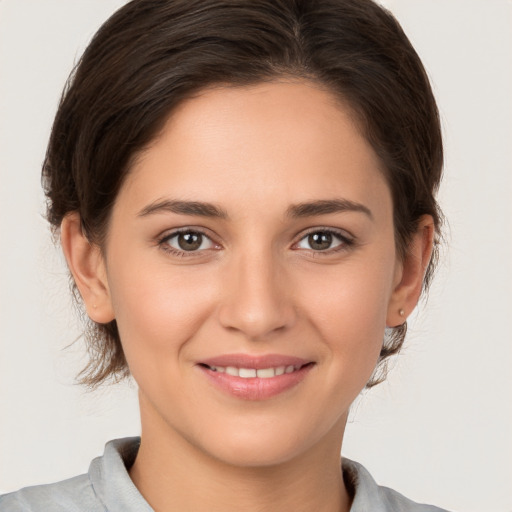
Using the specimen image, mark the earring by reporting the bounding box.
[399,308,405,317]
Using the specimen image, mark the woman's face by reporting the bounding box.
[102,81,402,466]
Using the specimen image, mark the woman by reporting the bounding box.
[1,0,449,510]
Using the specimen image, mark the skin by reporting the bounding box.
[61,80,434,512]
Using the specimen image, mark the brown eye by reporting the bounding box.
[177,232,203,251]
[308,232,333,251]
[296,229,349,252]
[162,230,216,253]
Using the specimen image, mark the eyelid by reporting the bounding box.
[297,225,354,239]
[292,227,355,253]
[297,226,355,242]
[158,227,221,257]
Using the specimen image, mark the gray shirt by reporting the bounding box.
[0,437,451,511]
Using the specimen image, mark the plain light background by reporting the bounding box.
[0,1,511,510]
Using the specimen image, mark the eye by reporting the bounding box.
[295,229,351,252]
[160,229,217,254]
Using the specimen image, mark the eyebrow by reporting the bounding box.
[138,199,229,219]
[137,198,372,220]
[286,199,373,220]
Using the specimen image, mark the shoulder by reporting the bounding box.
[377,485,451,512]
[0,437,146,512]
[0,473,103,512]
[343,458,453,512]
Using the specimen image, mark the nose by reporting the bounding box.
[217,250,297,340]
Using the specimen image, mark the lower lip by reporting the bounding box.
[198,364,314,400]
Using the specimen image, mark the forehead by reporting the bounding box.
[122,80,391,219]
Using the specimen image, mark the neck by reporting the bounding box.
[129,395,352,512]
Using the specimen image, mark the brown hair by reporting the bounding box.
[43,0,443,388]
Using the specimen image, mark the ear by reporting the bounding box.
[60,212,115,324]
[387,215,435,327]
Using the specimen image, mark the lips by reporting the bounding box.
[197,354,314,400]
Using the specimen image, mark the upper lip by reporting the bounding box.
[199,353,312,369]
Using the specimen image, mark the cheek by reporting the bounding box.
[106,235,396,397]
[107,256,218,364]
[298,256,395,380]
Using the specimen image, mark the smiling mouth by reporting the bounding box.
[197,355,315,399]
[199,363,313,379]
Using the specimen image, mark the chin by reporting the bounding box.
[210,438,307,469]
[189,413,341,469]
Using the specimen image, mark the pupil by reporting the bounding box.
[309,232,332,250]
[178,232,202,251]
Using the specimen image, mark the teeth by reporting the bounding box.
[208,364,302,378]
[239,368,257,378]
[256,368,275,378]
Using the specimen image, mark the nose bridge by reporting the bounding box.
[218,243,296,339]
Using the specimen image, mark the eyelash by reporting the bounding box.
[157,227,355,258]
